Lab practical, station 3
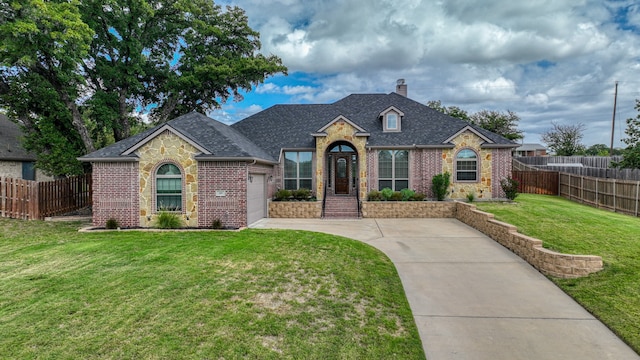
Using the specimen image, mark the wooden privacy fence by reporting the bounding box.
[559,173,640,217]
[0,174,92,220]
[512,171,559,195]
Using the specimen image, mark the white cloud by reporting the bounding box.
[220,0,640,147]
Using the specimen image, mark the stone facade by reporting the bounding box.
[361,201,456,218]
[137,130,199,227]
[315,119,368,200]
[455,202,603,278]
[443,131,493,200]
[269,201,322,218]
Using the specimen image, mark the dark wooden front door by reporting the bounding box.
[335,155,349,194]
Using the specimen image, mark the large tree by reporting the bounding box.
[0,0,286,176]
[541,122,586,156]
[427,100,522,141]
[426,100,470,121]
[612,100,640,169]
[468,109,523,141]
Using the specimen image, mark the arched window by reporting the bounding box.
[156,163,182,211]
[455,149,478,182]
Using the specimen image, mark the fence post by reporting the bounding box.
[613,180,616,212]
[595,178,599,209]
[636,181,640,217]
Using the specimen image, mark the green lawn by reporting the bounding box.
[475,194,640,353]
[0,219,424,359]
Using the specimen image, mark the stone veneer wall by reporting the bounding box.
[315,120,368,200]
[92,162,139,228]
[455,202,603,278]
[361,201,456,218]
[137,131,199,227]
[443,131,493,199]
[269,201,322,218]
[198,161,248,229]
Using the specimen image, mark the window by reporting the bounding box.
[22,162,35,181]
[284,152,312,190]
[386,113,398,130]
[378,150,409,191]
[156,163,182,211]
[456,149,478,182]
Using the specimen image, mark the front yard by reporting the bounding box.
[0,219,424,359]
[476,194,640,353]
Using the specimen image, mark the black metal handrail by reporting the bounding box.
[355,183,361,218]
[321,183,327,218]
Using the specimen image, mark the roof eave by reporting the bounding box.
[78,156,139,162]
[195,155,278,165]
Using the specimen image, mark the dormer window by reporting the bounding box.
[386,113,398,130]
[380,106,404,132]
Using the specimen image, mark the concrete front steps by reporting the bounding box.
[323,195,360,218]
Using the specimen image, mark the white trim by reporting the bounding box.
[379,105,405,118]
[121,124,211,156]
[443,125,494,144]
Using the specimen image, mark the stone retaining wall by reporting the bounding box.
[455,202,603,278]
[269,201,321,218]
[361,201,456,218]
[267,199,603,278]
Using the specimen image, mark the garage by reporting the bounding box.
[247,173,266,225]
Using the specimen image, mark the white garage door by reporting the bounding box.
[247,174,266,226]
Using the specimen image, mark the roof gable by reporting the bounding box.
[313,115,369,136]
[443,125,494,145]
[122,124,210,156]
[80,112,276,163]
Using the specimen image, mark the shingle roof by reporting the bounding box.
[81,93,518,163]
[80,112,276,162]
[232,92,517,159]
[0,114,36,161]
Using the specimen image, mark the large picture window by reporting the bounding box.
[378,150,409,191]
[456,149,478,182]
[284,152,312,190]
[156,163,182,211]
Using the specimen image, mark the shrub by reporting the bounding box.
[367,190,384,201]
[274,189,292,201]
[155,211,183,229]
[105,218,119,229]
[431,172,451,201]
[211,218,223,229]
[380,188,394,201]
[500,177,520,200]
[293,188,312,200]
[409,192,426,201]
[389,191,403,201]
[400,188,415,201]
[466,192,475,202]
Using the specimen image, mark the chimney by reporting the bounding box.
[396,79,407,97]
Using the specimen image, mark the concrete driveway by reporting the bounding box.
[251,218,639,360]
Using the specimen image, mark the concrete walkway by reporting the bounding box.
[251,218,640,360]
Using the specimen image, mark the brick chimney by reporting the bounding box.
[396,79,407,97]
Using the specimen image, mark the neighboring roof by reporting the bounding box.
[0,114,36,161]
[80,112,276,163]
[232,92,518,159]
[515,143,547,151]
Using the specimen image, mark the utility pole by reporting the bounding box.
[610,81,618,156]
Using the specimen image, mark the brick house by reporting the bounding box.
[80,82,518,228]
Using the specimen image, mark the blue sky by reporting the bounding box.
[213,0,640,148]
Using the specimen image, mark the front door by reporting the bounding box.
[335,155,349,194]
